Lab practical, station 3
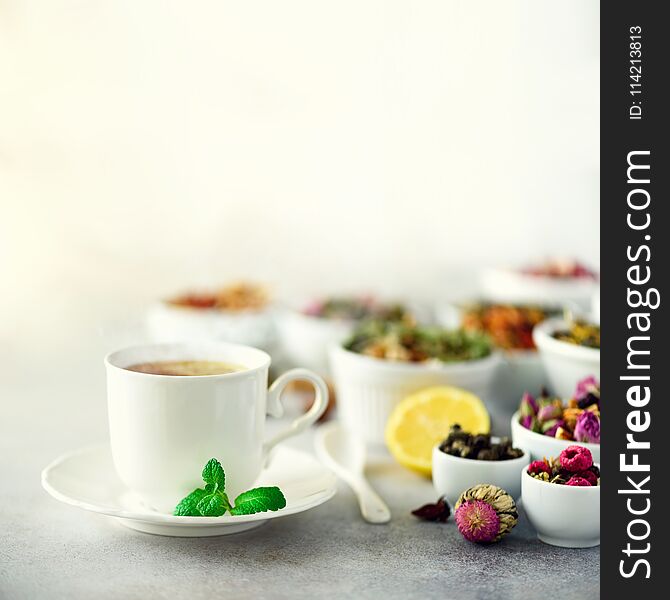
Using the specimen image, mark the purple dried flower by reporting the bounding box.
[519,392,538,417]
[542,419,564,438]
[574,376,599,402]
[574,411,600,444]
[519,415,536,431]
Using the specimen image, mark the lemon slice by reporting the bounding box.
[385,386,490,476]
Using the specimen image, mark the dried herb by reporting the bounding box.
[411,497,451,522]
[438,424,524,461]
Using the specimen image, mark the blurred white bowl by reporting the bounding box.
[276,309,356,375]
[522,465,600,547]
[511,411,600,462]
[146,302,276,350]
[533,318,600,398]
[329,345,499,445]
[435,302,547,417]
[481,267,598,311]
[432,443,529,507]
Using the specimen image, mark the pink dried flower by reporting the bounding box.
[455,500,500,543]
[519,392,538,417]
[574,470,598,486]
[574,411,600,444]
[520,415,537,431]
[559,445,593,472]
[528,460,552,476]
[541,419,564,437]
[537,402,562,422]
[565,476,593,487]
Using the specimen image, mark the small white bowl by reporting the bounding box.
[480,266,598,311]
[276,309,356,375]
[511,411,600,463]
[522,465,600,547]
[146,302,276,350]
[432,443,529,507]
[329,345,500,445]
[533,318,600,398]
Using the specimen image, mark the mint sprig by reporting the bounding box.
[173,458,286,517]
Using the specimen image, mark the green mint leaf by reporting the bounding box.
[173,488,208,516]
[196,491,231,517]
[201,458,226,488]
[229,487,286,516]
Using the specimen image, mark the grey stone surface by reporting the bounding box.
[0,349,599,600]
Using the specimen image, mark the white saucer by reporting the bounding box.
[42,444,337,537]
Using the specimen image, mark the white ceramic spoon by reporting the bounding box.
[315,421,391,524]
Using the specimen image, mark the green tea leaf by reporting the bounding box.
[173,488,208,516]
[201,458,226,488]
[229,487,287,515]
[196,491,230,517]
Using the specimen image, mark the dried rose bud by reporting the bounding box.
[559,445,593,472]
[537,401,562,422]
[574,411,600,444]
[519,414,536,432]
[565,476,593,487]
[541,418,563,437]
[411,497,451,522]
[574,376,600,403]
[454,484,518,544]
[519,392,538,417]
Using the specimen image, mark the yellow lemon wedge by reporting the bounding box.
[385,386,490,476]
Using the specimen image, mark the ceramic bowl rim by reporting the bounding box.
[511,412,600,452]
[533,317,600,361]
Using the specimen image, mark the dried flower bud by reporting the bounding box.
[565,476,593,487]
[574,470,599,486]
[454,484,518,543]
[560,445,593,472]
[574,411,600,444]
[574,376,600,404]
[528,460,552,476]
[537,400,563,422]
[519,392,538,417]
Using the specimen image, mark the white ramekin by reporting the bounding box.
[532,318,600,399]
[511,411,600,463]
[146,302,276,350]
[522,465,600,547]
[432,443,529,507]
[329,345,500,445]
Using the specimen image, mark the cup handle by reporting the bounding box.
[263,368,329,459]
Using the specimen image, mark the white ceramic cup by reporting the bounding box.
[105,341,328,513]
